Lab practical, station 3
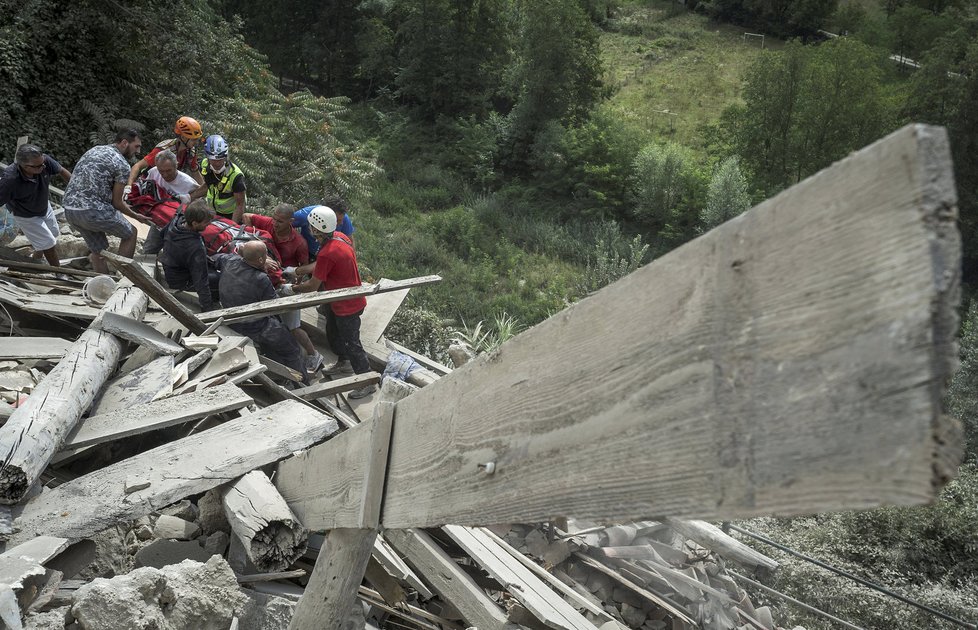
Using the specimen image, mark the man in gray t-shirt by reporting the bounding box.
[63,129,153,273]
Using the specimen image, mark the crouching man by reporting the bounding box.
[215,240,307,383]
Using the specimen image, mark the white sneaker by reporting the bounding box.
[305,351,323,373]
[348,384,377,400]
[323,359,354,376]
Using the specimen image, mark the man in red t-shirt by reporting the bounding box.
[244,203,321,372]
[291,205,375,399]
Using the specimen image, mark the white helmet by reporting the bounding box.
[308,205,337,234]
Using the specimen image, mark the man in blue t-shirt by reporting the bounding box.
[0,144,72,267]
[292,196,355,260]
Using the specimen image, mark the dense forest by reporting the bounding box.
[2,0,977,626]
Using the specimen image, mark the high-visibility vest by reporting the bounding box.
[200,158,244,216]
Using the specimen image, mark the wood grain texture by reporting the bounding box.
[663,518,777,572]
[293,373,382,400]
[275,411,385,530]
[9,401,338,544]
[378,124,961,527]
[384,528,517,630]
[59,383,252,452]
[0,285,149,504]
[288,528,377,630]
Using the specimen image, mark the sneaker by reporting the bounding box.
[54,272,73,282]
[305,351,324,373]
[323,359,354,376]
[348,384,377,400]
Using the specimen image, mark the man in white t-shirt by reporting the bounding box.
[146,149,197,202]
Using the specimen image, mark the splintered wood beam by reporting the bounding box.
[198,276,441,324]
[293,373,382,400]
[8,401,338,544]
[0,285,149,504]
[221,471,309,573]
[102,251,207,335]
[278,124,963,530]
[0,337,72,360]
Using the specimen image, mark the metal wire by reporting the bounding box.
[728,524,978,630]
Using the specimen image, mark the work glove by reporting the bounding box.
[123,184,133,197]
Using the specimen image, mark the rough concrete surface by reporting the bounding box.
[23,608,70,630]
[134,539,212,569]
[197,489,231,536]
[78,525,131,579]
[238,591,296,630]
[71,556,247,630]
[152,515,199,541]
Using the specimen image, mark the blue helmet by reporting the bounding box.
[204,134,229,159]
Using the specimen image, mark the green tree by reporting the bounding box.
[728,38,891,195]
[630,142,705,240]
[499,0,604,169]
[212,90,382,205]
[394,0,510,118]
[702,157,751,229]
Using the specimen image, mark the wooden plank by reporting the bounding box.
[378,124,961,527]
[0,286,149,504]
[372,535,434,600]
[0,338,71,360]
[574,554,695,625]
[361,288,411,344]
[293,373,382,400]
[358,402,395,529]
[102,251,207,334]
[275,407,390,530]
[89,355,174,415]
[96,312,184,355]
[478,528,613,622]
[0,259,100,278]
[199,275,441,324]
[444,526,598,630]
[288,528,378,630]
[59,383,252,452]
[384,528,516,630]
[9,400,339,544]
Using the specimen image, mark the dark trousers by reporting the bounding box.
[233,317,308,383]
[321,306,370,374]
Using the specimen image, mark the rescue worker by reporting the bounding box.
[191,135,246,224]
[125,116,204,191]
[159,200,218,311]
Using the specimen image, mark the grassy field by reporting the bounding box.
[600,2,779,153]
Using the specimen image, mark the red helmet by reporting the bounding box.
[174,116,203,140]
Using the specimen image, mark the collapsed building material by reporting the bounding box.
[378,124,961,528]
[662,518,778,573]
[58,382,252,453]
[292,373,382,400]
[198,276,442,325]
[0,284,149,504]
[88,355,174,415]
[221,471,309,573]
[8,400,339,544]
[94,312,184,355]
[0,339,71,361]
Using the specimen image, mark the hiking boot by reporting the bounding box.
[305,351,324,373]
[348,384,377,400]
[323,359,354,376]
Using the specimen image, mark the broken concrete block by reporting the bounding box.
[197,489,231,535]
[124,476,151,494]
[620,602,647,628]
[153,515,200,541]
[71,556,247,630]
[78,525,130,580]
[135,525,153,541]
[160,499,199,522]
[202,531,229,557]
[238,591,296,630]
[134,540,212,569]
[23,607,71,630]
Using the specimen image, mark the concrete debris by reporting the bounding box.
[237,591,296,630]
[197,489,231,536]
[202,531,230,557]
[152,515,200,541]
[159,500,199,523]
[71,556,247,630]
[134,539,213,570]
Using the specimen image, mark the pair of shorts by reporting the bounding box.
[276,285,301,330]
[64,207,135,253]
[12,204,60,251]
